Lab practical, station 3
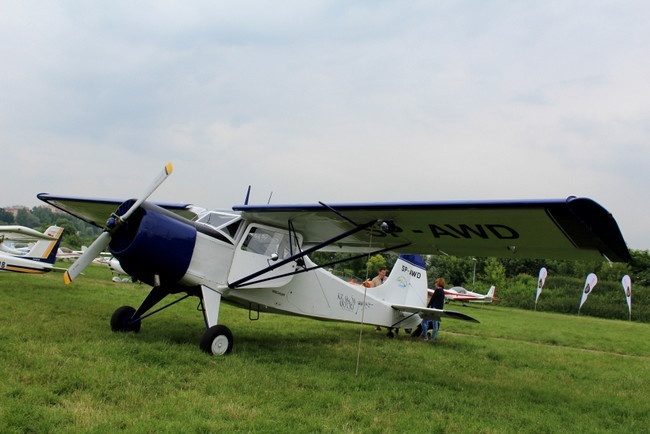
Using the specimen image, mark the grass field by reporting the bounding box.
[1,265,649,433]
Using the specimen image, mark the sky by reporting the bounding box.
[1,1,649,250]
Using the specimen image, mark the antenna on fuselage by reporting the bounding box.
[244,186,251,205]
[267,191,273,204]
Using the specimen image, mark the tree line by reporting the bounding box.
[1,206,100,250]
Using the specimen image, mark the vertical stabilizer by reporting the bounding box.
[24,226,64,264]
[371,254,429,307]
[486,285,496,299]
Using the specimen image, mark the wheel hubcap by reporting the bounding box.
[211,335,229,355]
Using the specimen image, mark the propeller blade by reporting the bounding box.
[64,231,112,284]
[63,162,174,284]
[120,162,173,221]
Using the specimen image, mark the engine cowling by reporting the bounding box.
[109,200,197,286]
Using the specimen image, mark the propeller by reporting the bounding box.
[63,162,174,284]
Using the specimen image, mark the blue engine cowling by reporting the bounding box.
[108,200,197,286]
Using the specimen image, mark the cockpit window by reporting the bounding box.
[196,211,243,242]
[222,221,243,238]
[197,212,237,227]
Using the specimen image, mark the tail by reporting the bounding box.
[23,226,64,265]
[486,285,496,299]
[371,254,428,307]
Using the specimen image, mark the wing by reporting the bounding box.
[37,194,199,227]
[234,197,630,262]
[392,304,480,323]
[0,225,54,242]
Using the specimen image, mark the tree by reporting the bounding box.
[629,250,650,286]
[482,257,506,289]
[365,254,387,278]
[56,219,83,250]
[31,206,56,227]
[428,255,475,287]
[0,209,14,224]
[15,208,39,227]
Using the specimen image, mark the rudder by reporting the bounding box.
[371,254,428,307]
[24,226,64,264]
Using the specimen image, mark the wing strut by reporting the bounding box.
[228,219,379,289]
[318,201,360,226]
[233,241,411,288]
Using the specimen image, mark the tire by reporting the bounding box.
[110,306,142,333]
[199,325,233,355]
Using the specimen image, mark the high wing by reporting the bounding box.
[234,197,630,262]
[37,194,630,262]
[36,194,200,227]
[0,225,56,242]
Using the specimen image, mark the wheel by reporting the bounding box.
[200,325,233,355]
[110,306,141,332]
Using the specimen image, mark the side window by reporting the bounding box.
[242,227,281,257]
[241,227,299,260]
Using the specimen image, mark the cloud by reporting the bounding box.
[1,1,649,250]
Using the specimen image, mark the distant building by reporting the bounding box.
[2,205,66,216]
[3,206,29,216]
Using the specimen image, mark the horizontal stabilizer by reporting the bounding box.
[392,304,480,323]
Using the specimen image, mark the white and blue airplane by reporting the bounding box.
[0,225,64,274]
[37,163,630,355]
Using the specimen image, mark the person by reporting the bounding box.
[430,277,446,340]
[364,267,388,331]
[371,267,387,287]
[420,277,446,341]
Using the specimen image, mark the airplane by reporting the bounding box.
[0,225,64,274]
[106,256,136,282]
[37,162,631,355]
[56,246,81,261]
[441,285,498,304]
[57,246,112,262]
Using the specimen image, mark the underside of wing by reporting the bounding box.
[37,194,198,228]
[234,197,630,262]
[392,304,480,323]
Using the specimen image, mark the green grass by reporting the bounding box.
[1,265,649,433]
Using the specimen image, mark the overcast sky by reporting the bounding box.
[1,1,649,250]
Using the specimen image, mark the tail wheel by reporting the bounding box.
[200,325,233,355]
[110,306,142,332]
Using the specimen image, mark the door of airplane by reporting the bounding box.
[228,223,303,288]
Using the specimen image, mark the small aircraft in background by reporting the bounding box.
[106,256,136,282]
[0,225,64,274]
[442,285,498,304]
[57,246,112,263]
[37,162,630,355]
[56,246,82,261]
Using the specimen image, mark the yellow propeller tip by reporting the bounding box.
[165,162,174,175]
[64,272,72,285]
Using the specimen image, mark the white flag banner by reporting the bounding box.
[579,273,598,312]
[535,267,547,308]
[622,275,632,320]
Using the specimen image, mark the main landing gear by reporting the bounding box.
[110,306,142,332]
[109,304,234,355]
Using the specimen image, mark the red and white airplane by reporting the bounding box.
[37,162,630,355]
[443,285,498,304]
